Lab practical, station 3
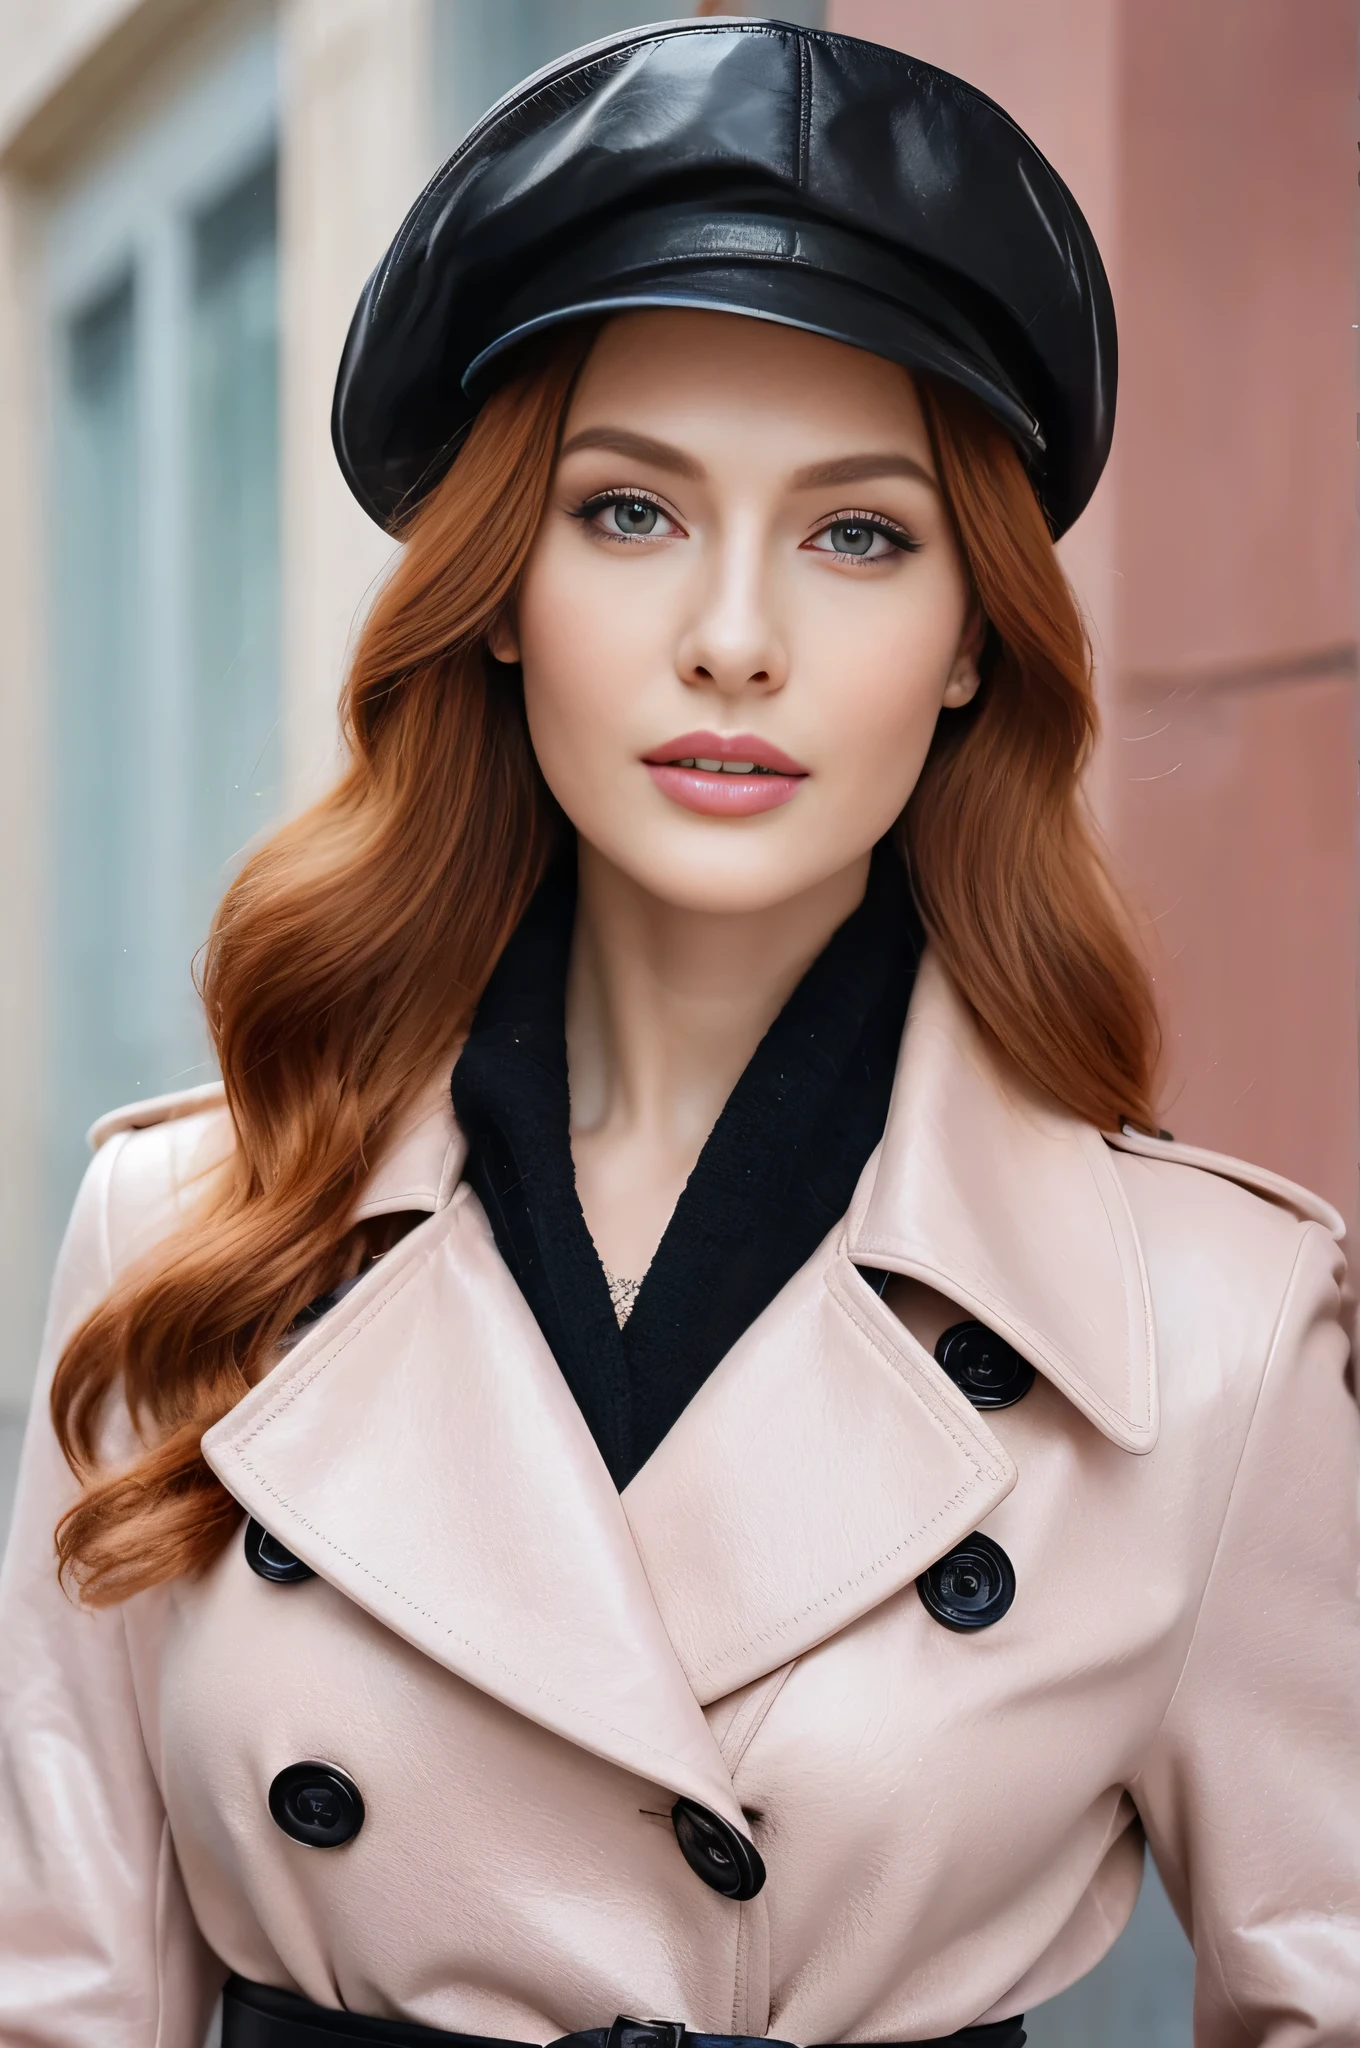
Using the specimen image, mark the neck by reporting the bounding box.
[566,839,870,1162]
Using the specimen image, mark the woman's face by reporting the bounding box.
[493,309,980,914]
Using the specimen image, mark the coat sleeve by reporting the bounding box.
[0,1136,222,2048]
[1132,1220,1360,2048]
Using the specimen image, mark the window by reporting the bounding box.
[434,1,826,148]
[44,21,279,1238]
[188,158,281,963]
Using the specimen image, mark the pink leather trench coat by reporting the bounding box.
[1,956,1358,2047]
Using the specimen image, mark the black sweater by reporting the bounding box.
[450,843,921,1490]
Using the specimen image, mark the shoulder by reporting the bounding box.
[82,1082,237,1279]
[1105,1123,1344,1242]
[1104,1127,1348,1390]
[87,1078,229,1154]
[36,1084,236,1384]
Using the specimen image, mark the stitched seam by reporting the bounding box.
[685,1266,1009,1681]
[685,1464,991,1681]
[731,1911,747,2036]
[796,33,812,188]
[852,1238,1140,1439]
[718,1660,798,1773]
[224,1197,470,1445]
[230,1259,425,1441]
[224,1450,710,1788]
[217,1188,717,1788]
[830,1257,1012,1470]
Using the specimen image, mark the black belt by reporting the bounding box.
[222,1978,1025,2048]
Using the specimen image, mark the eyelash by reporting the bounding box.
[572,488,679,541]
[812,510,922,559]
[569,490,922,557]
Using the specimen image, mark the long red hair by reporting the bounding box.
[51,330,1158,1604]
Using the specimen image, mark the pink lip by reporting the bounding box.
[642,729,809,818]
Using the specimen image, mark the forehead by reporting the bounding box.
[564,309,931,458]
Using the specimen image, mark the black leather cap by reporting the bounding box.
[333,16,1116,537]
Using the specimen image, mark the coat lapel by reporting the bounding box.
[621,1244,1018,1704]
[351,1065,466,1220]
[202,1182,744,1827]
[621,953,1158,1702]
[205,950,1158,1763]
[847,953,1158,1452]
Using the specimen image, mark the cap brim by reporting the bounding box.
[461,204,1046,471]
[465,272,1043,466]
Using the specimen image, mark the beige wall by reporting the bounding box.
[837,0,1359,1221]
[0,0,437,1402]
[279,0,433,806]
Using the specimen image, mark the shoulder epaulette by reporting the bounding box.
[1106,1124,1345,1242]
[87,1080,228,1153]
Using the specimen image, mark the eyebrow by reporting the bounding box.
[557,426,704,478]
[557,428,938,494]
[791,452,938,491]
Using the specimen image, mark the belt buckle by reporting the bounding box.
[605,2019,687,2048]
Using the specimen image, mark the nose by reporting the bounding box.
[675,522,788,699]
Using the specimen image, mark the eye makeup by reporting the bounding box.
[805,509,922,556]
[570,486,683,541]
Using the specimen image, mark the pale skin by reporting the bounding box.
[489,309,982,1284]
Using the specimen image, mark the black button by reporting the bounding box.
[918,1533,1016,1632]
[287,1272,366,1333]
[935,1321,1035,1409]
[670,1798,765,1899]
[268,1762,364,1848]
[244,1519,315,1584]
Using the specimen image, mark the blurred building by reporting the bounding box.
[0,3,1353,2043]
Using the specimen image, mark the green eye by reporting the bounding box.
[613,498,659,535]
[828,521,876,555]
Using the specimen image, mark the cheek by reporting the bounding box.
[515,542,661,797]
[792,565,967,796]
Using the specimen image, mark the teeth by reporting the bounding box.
[722,761,756,774]
[667,756,772,774]
[693,758,724,771]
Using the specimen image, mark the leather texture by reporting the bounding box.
[331,19,1116,538]
[1,956,1357,2045]
[219,1974,1024,2048]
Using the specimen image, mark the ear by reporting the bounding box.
[941,606,985,710]
[486,612,521,665]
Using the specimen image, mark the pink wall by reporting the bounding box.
[833,0,1359,1219]
[1116,0,1354,671]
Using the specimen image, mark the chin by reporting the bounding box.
[591,812,877,917]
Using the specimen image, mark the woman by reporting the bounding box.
[1,19,1356,2048]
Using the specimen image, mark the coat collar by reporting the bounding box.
[203,1185,748,1826]
[848,952,1157,1454]
[203,951,1156,1790]
[350,1065,466,1221]
[340,957,1157,1455]
[619,954,1156,1706]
